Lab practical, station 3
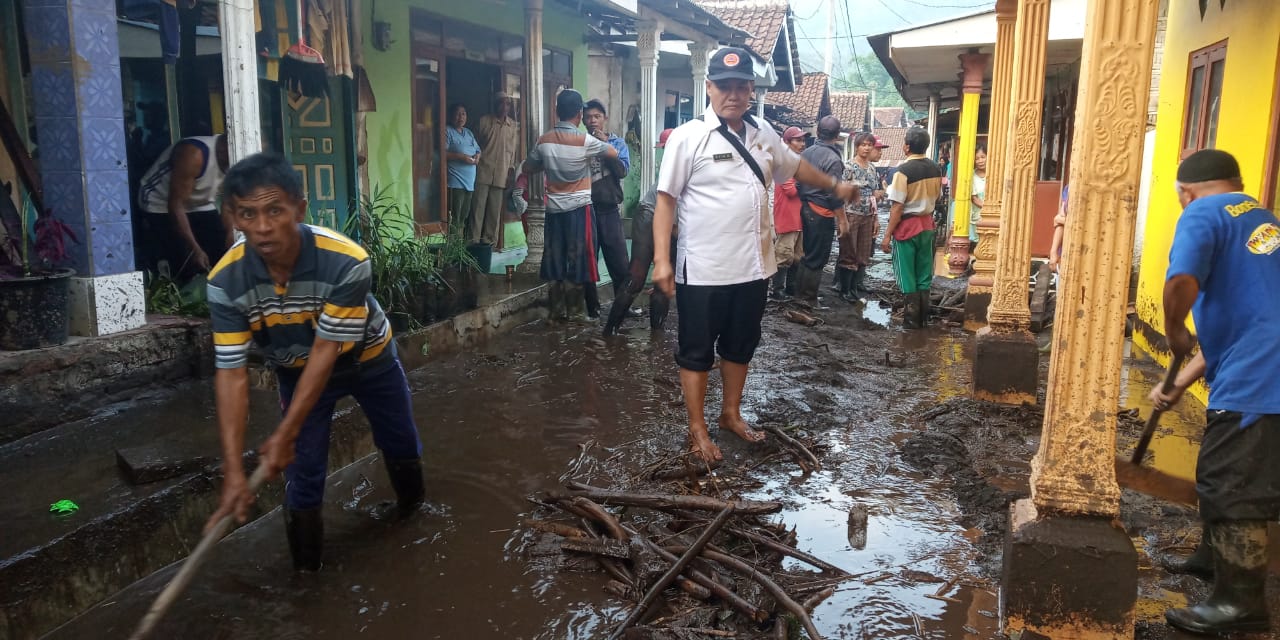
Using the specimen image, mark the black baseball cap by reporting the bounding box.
[707,47,755,82]
[556,89,585,115]
[584,98,607,115]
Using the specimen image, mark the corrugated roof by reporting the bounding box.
[765,72,830,128]
[873,127,908,166]
[830,92,870,132]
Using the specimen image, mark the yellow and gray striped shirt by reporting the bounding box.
[207,224,392,371]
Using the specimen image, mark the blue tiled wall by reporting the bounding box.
[23,0,133,276]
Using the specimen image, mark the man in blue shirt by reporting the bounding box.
[1149,149,1280,634]
[445,103,480,232]
[583,98,631,319]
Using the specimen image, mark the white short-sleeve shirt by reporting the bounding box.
[657,111,802,286]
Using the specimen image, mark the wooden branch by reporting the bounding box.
[761,425,821,472]
[609,505,735,640]
[524,518,589,539]
[561,537,631,559]
[727,526,849,576]
[801,587,835,612]
[625,529,768,623]
[666,546,825,640]
[566,483,782,515]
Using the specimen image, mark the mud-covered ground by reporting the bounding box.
[43,250,1262,639]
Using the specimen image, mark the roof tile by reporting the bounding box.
[829,92,870,132]
[764,72,830,128]
[873,127,908,166]
[696,0,797,66]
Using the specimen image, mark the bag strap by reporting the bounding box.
[714,122,767,188]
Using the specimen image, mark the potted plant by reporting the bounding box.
[0,183,78,350]
[345,187,438,331]
[434,220,483,316]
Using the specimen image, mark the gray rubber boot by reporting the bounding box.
[1166,520,1270,634]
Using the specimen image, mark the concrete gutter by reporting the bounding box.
[0,275,568,640]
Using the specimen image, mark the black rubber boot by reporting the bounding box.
[1161,523,1215,581]
[284,507,324,571]
[830,267,846,292]
[917,289,931,327]
[1166,521,1270,634]
[902,292,921,329]
[565,283,589,323]
[783,264,799,296]
[770,270,790,300]
[798,267,828,310]
[370,456,425,521]
[547,281,564,322]
[853,267,871,297]
[840,269,861,303]
[584,283,600,319]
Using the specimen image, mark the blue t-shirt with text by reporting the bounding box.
[1166,192,1280,414]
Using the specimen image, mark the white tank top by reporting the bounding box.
[138,136,225,214]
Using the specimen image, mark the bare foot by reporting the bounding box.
[689,426,723,462]
[718,414,766,444]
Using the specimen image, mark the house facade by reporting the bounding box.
[1132,0,1280,403]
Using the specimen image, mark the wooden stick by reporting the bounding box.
[523,518,588,539]
[802,586,835,612]
[727,526,849,576]
[624,529,768,623]
[566,482,782,515]
[129,464,271,640]
[761,425,821,472]
[667,546,825,640]
[609,505,735,640]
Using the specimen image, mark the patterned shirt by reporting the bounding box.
[207,224,392,371]
[525,121,613,213]
[843,159,881,216]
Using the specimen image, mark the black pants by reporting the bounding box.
[1197,411,1280,523]
[585,203,630,314]
[151,210,227,278]
[675,279,768,371]
[800,204,835,271]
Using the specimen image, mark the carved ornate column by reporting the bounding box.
[637,19,662,196]
[947,53,988,276]
[1001,0,1158,637]
[688,42,711,119]
[926,90,940,159]
[972,0,1049,405]
[518,0,547,274]
[964,0,1016,329]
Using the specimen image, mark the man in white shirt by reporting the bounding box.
[653,47,858,462]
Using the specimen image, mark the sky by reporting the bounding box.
[788,0,995,80]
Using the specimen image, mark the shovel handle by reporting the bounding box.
[1130,353,1185,464]
[128,463,272,640]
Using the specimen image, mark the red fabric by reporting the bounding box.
[893,213,935,241]
[773,179,802,234]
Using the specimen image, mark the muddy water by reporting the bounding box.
[47,288,1007,639]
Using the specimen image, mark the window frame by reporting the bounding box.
[1180,39,1228,158]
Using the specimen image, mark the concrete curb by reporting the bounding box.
[1,279,558,640]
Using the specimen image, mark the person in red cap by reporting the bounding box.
[770,126,807,299]
[653,46,858,462]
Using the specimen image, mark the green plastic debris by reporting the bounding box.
[49,499,79,516]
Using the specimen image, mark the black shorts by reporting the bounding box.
[675,279,769,371]
[1197,411,1280,522]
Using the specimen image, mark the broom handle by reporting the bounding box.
[296,0,306,46]
[1130,353,1185,464]
[128,463,273,640]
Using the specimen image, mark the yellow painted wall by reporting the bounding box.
[1133,0,1280,402]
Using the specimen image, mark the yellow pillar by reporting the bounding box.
[1001,0,1159,637]
[946,53,988,276]
[964,0,1016,329]
[971,0,1049,405]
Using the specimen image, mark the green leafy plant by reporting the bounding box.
[145,270,209,316]
[345,186,438,325]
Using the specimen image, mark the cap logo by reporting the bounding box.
[723,53,740,67]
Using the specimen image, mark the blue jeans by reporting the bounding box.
[277,358,423,510]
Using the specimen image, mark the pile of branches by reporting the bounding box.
[525,478,848,640]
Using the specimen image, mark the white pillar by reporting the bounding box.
[688,41,711,118]
[217,0,261,162]
[637,19,662,194]
[519,0,548,273]
[755,88,766,119]
[926,91,939,159]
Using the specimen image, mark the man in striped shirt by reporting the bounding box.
[523,89,619,321]
[881,127,944,329]
[205,154,424,571]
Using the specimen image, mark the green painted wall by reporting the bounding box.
[360,0,588,232]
